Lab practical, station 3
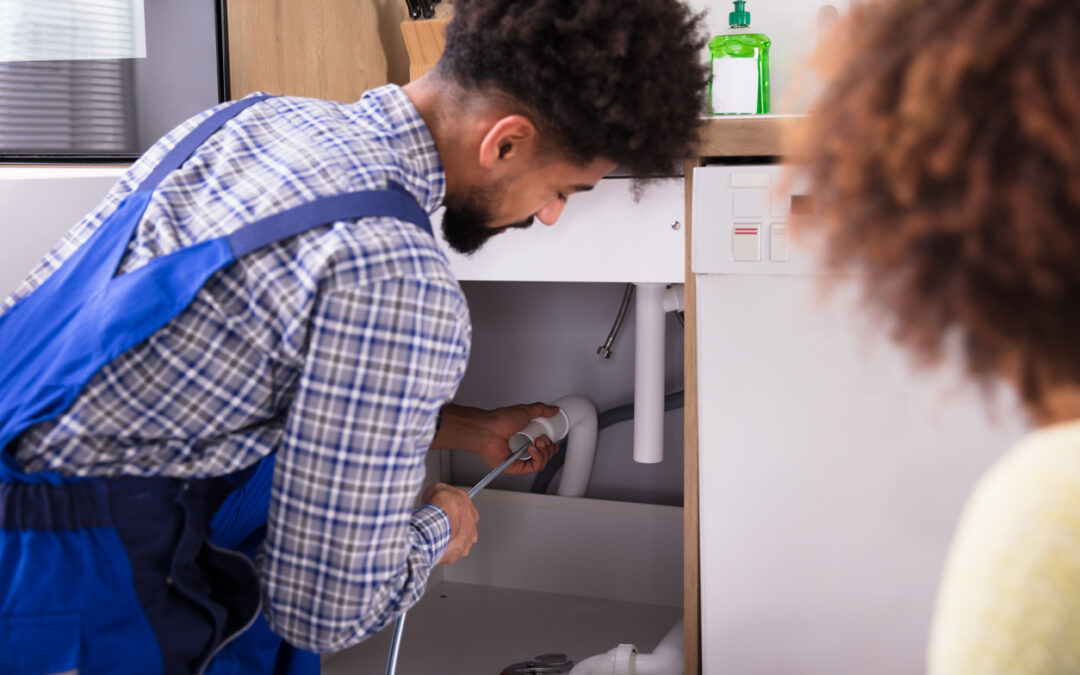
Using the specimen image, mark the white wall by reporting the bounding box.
[0,168,124,299]
[688,0,853,114]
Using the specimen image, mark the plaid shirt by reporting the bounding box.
[3,86,469,652]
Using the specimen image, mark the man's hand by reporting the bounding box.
[430,402,561,475]
[422,483,479,564]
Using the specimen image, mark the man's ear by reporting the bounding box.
[478,115,538,170]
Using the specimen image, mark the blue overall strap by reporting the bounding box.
[226,185,431,256]
[0,96,272,482]
[0,95,270,332]
[0,186,432,483]
[0,95,433,483]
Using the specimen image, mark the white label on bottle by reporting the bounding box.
[712,57,759,114]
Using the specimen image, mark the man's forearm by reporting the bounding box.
[428,403,490,452]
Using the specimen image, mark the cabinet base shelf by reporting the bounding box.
[322,581,682,674]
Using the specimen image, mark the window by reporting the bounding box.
[0,0,227,161]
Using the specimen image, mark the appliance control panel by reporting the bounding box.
[691,165,822,276]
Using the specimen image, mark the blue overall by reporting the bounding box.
[0,96,433,674]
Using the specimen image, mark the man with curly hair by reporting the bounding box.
[793,0,1080,671]
[0,1,707,673]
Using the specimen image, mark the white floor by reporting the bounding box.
[321,581,682,675]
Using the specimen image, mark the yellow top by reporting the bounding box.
[929,419,1080,673]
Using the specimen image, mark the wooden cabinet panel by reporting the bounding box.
[684,158,702,674]
[226,0,412,101]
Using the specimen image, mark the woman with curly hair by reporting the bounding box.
[793,0,1080,671]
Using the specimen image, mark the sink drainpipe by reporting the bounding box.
[551,394,599,498]
[568,618,684,675]
[633,283,684,464]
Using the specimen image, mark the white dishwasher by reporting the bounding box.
[690,164,1028,674]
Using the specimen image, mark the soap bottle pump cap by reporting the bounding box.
[729,0,751,28]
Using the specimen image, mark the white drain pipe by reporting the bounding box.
[633,283,683,464]
[633,283,665,464]
[568,618,684,675]
[551,394,598,498]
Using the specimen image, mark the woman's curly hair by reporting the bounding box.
[791,0,1080,412]
[439,0,709,176]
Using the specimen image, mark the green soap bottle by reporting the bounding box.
[708,0,771,115]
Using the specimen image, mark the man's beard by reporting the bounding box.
[441,182,534,255]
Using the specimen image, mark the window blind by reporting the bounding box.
[0,0,143,154]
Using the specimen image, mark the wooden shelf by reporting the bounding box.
[694,114,806,159]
